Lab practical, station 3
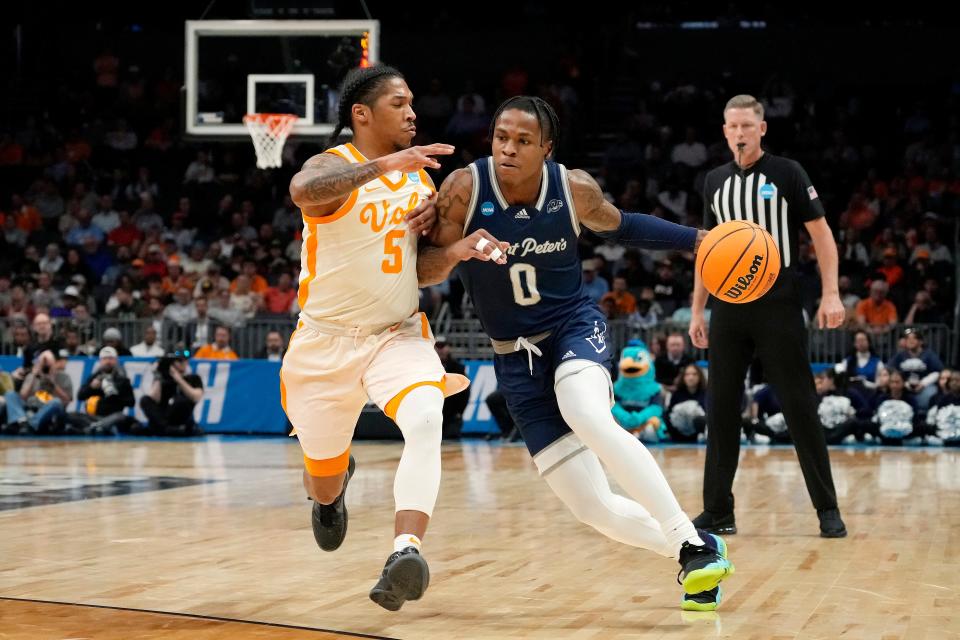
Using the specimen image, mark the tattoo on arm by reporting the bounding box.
[418,169,473,286]
[569,169,621,232]
[429,168,471,245]
[290,155,384,206]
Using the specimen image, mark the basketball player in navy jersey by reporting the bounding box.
[418,96,733,611]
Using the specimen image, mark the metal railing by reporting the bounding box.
[439,317,955,366]
[0,316,299,360]
[0,315,953,366]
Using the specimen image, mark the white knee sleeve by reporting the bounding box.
[541,442,673,558]
[554,362,698,553]
[393,385,445,517]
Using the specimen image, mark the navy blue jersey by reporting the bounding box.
[459,157,592,340]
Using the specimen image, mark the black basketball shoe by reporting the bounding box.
[817,508,848,538]
[692,510,737,535]
[681,586,723,612]
[681,530,729,611]
[369,546,430,612]
[311,455,355,552]
[677,540,734,595]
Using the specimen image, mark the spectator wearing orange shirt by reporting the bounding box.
[161,260,195,296]
[600,276,638,316]
[875,247,904,287]
[856,280,897,334]
[263,272,297,315]
[229,259,268,294]
[194,326,239,360]
[4,194,42,233]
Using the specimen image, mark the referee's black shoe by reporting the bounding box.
[369,546,430,611]
[817,508,847,538]
[692,510,737,535]
[311,455,356,552]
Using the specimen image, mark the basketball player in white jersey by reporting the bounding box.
[284,64,509,611]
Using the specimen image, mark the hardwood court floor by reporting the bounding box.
[1,438,959,639]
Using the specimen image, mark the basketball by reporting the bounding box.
[696,220,781,304]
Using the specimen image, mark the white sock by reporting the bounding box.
[543,448,674,558]
[660,512,705,558]
[392,385,445,516]
[395,533,422,553]
[554,363,702,556]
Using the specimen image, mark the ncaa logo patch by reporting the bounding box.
[760,184,775,200]
[408,172,420,182]
[546,199,563,213]
[480,201,495,216]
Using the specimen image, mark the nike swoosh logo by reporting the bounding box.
[364,185,382,193]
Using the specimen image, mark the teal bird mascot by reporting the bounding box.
[612,340,665,441]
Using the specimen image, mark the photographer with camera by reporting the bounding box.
[12,314,63,389]
[139,349,204,436]
[72,346,136,435]
[2,350,73,435]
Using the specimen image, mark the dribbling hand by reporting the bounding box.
[450,229,510,265]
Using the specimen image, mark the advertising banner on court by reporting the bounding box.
[0,356,833,435]
[0,356,287,434]
[0,357,523,435]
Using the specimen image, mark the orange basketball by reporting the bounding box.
[696,220,781,304]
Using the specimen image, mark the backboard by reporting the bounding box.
[184,20,379,138]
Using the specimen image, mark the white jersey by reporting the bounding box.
[297,142,435,327]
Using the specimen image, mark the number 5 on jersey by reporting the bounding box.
[382,230,405,273]
[510,263,541,306]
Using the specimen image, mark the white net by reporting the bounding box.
[243,113,298,169]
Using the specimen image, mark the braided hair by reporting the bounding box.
[327,64,405,147]
[488,96,561,156]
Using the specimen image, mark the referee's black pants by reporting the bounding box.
[703,278,839,514]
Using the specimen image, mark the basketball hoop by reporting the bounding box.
[243,113,298,169]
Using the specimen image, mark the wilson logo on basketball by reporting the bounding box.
[697,220,781,304]
[723,255,764,300]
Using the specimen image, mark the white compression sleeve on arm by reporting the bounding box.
[392,384,445,516]
[554,361,702,556]
[542,443,673,557]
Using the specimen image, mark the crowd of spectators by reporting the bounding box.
[0,25,956,442]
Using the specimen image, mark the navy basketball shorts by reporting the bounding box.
[492,306,614,458]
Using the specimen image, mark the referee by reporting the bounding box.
[689,94,847,538]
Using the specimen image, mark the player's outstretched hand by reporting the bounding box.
[404,191,437,237]
[450,229,510,265]
[382,144,455,173]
